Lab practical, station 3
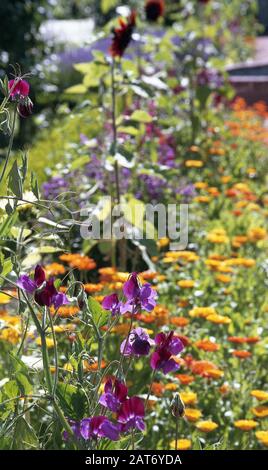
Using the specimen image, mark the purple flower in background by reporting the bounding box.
[63,420,81,441]
[42,176,69,200]
[177,183,196,202]
[117,397,145,433]
[17,265,68,309]
[102,293,124,316]
[120,327,153,357]
[197,69,223,89]
[150,331,184,374]
[99,378,128,412]
[80,416,119,441]
[122,272,157,314]
[138,173,166,200]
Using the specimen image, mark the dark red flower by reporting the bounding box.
[18,100,33,118]
[145,0,165,22]
[110,11,136,58]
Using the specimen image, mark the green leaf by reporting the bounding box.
[12,417,38,450]
[30,172,40,200]
[70,155,89,170]
[0,257,13,277]
[117,126,139,136]
[16,373,33,396]
[8,160,22,199]
[65,84,87,94]
[88,296,109,328]
[101,0,118,14]
[56,382,87,420]
[129,110,153,123]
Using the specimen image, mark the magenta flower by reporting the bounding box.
[17,265,68,309]
[117,397,145,433]
[8,78,33,118]
[99,378,128,412]
[122,272,157,314]
[8,79,30,98]
[150,331,184,374]
[80,416,119,441]
[120,327,153,357]
[102,293,124,316]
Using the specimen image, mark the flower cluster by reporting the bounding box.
[17,265,68,308]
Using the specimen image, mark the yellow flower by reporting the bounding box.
[184,408,202,422]
[248,227,266,242]
[0,292,11,304]
[215,274,232,283]
[165,383,178,391]
[194,182,208,189]
[250,390,268,401]
[178,280,195,288]
[180,391,197,406]
[36,337,54,348]
[251,406,268,418]
[157,237,169,248]
[170,439,192,450]
[196,420,218,433]
[194,196,211,203]
[207,229,229,244]
[189,306,216,318]
[255,431,268,447]
[206,314,231,325]
[185,160,204,168]
[234,420,258,431]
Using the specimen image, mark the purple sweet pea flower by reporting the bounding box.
[102,293,124,316]
[150,331,184,374]
[63,420,81,441]
[122,273,157,314]
[117,397,145,433]
[120,327,153,357]
[80,416,119,441]
[17,265,68,309]
[99,378,128,412]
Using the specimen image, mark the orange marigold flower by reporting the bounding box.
[250,390,268,401]
[170,317,189,327]
[83,359,107,372]
[83,283,103,294]
[251,406,268,418]
[232,350,252,359]
[255,431,268,447]
[45,263,66,276]
[185,160,204,168]
[195,339,220,352]
[177,280,195,288]
[170,438,192,450]
[184,408,202,422]
[50,305,80,318]
[196,420,218,433]
[151,382,164,397]
[180,391,197,406]
[228,336,247,344]
[176,374,195,386]
[234,420,258,431]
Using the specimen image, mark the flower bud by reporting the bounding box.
[170,393,185,419]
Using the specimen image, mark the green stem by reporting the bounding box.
[175,419,179,451]
[0,105,17,183]
[144,369,156,411]
[47,307,59,397]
